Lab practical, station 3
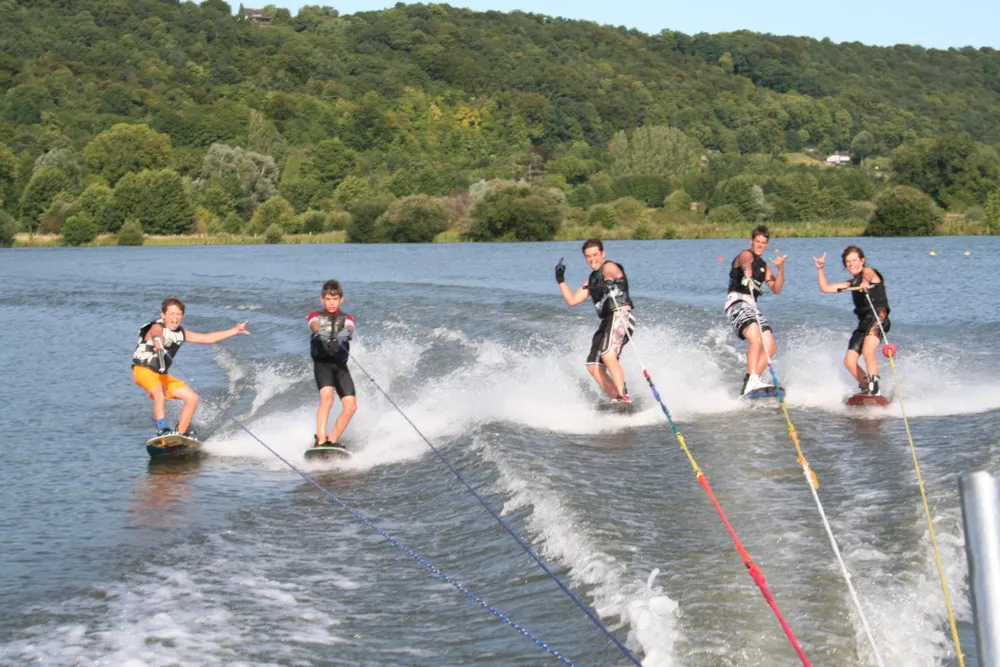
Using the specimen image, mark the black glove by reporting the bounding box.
[555,257,566,284]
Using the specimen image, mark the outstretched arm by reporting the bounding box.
[813,253,850,293]
[185,321,250,344]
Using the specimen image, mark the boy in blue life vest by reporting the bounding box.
[308,280,357,450]
[132,296,250,440]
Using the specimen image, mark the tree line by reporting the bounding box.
[1,0,999,246]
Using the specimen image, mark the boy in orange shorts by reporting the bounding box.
[132,296,250,440]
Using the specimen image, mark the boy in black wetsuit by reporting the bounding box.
[308,280,357,449]
[724,225,786,395]
[555,238,635,402]
[814,246,891,396]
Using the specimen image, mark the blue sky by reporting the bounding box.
[259,0,998,50]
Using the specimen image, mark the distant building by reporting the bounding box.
[802,144,818,152]
[825,151,851,165]
[243,8,272,26]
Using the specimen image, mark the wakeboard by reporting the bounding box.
[845,393,890,407]
[305,444,351,459]
[596,400,637,414]
[740,386,785,402]
[146,433,201,458]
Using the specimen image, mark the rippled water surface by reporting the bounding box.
[1,236,998,666]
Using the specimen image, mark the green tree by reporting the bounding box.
[332,175,376,210]
[264,223,283,244]
[83,124,172,186]
[106,170,194,234]
[611,176,671,208]
[609,126,703,181]
[376,195,449,243]
[0,210,17,247]
[248,195,295,235]
[61,214,100,246]
[19,167,70,231]
[588,204,617,230]
[707,203,744,226]
[466,186,563,241]
[117,219,145,246]
[985,190,1000,233]
[75,183,114,223]
[865,186,942,236]
[850,130,876,165]
[346,198,393,243]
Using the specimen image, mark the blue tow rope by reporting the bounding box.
[158,350,579,666]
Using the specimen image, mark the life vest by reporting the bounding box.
[131,319,185,372]
[850,268,890,320]
[587,261,633,319]
[309,311,354,361]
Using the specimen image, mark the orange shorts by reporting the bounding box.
[132,366,188,399]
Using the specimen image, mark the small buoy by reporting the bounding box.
[717,256,724,262]
[929,251,936,256]
[882,344,897,358]
[965,251,971,256]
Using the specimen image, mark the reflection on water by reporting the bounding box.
[129,456,205,528]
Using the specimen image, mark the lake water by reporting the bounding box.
[1,236,998,666]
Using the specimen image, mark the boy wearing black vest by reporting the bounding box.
[814,246,891,396]
[308,280,357,450]
[555,239,635,402]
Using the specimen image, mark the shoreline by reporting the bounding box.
[9,219,993,248]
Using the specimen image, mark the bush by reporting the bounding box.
[611,175,671,208]
[465,185,563,241]
[117,219,145,246]
[0,210,17,247]
[300,210,326,234]
[611,196,646,221]
[567,184,595,209]
[377,195,449,243]
[346,198,393,243]
[248,195,295,235]
[865,186,942,237]
[631,223,653,240]
[61,214,99,246]
[707,204,744,226]
[588,204,617,229]
[221,212,244,234]
[662,189,690,212]
[264,223,283,244]
[325,210,352,231]
[106,169,194,234]
[75,183,113,223]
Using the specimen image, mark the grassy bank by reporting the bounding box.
[13,231,347,247]
[11,219,994,248]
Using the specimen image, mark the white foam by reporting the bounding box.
[478,437,680,666]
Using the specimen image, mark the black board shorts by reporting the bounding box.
[726,300,771,340]
[586,309,635,365]
[314,360,356,398]
[848,311,890,354]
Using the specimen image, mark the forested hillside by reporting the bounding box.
[1,0,999,245]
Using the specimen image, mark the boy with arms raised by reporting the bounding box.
[814,246,891,396]
[555,239,635,402]
[132,297,250,439]
[725,225,786,395]
[308,280,357,450]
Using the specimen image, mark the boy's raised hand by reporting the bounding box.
[235,321,250,335]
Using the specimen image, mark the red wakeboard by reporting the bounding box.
[845,393,890,407]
